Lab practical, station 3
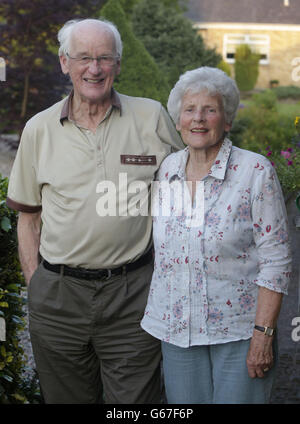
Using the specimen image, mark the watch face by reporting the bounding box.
[265,327,274,336]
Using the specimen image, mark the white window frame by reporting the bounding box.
[223,34,270,65]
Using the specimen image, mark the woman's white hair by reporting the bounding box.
[57,18,123,58]
[167,66,240,125]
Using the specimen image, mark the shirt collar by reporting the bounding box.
[59,87,122,125]
[208,137,233,180]
[169,138,233,183]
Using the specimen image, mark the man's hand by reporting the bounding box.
[246,330,274,378]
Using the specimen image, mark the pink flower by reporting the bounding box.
[287,160,293,166]
[267,151,272,156]
[271,161,275,167]
[281,150,291,159]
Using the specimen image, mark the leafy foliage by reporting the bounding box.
[101,0,170,105]
[131,0,221,88]
[118,0,141,16]
[0,0,106,133]
[265,149,300,195]
[271,85,300,100]
[217,60,232,77]
[0,0,220,131]
[119,0,187,17]
[230,91,300,196]
[234,44,260,92]
[231,90,295,153]
[0,175,40,403]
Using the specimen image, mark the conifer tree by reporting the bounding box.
[234,44,260,92]
[101,0,170,105]
[131,0,221,87]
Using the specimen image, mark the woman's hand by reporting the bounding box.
[247,286,282,378]
[246,330,274,378]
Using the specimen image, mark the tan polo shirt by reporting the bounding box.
[7,90,184,268]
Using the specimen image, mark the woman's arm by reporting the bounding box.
[247,158,291,378]
[246,286,283,378]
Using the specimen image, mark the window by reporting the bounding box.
[223,34,270,65]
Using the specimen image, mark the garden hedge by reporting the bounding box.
[0,174,40,403]
[234,44,260,92]
[231,91,300,196]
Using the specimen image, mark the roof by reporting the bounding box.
[185,0,300,25]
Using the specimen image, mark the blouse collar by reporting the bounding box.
[169,138,233,183]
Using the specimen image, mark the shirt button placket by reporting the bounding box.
[185,222,192,346]
[200,232,209,338]
[96,129,105,180]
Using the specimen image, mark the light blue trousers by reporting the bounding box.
[161,338,277,404]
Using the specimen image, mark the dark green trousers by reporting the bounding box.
[28,261,161,404]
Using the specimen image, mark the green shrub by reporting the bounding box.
[101,0,170,106]
[265,148,300,195]
[131,0,221,88]
[234,44,260,91]
[230,93,300,196]
[217,60,232,77]
[0,175,40,403]
[271,85,300,100]
[231,91,295,153]
[252,89,277,111]
[229,113,251,148]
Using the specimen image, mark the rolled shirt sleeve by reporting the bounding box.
[7,122,42,212]
[251,159,291,294]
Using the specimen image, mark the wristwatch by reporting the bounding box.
[254,325,275,336]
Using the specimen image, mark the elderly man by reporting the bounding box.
[7,18,183,404]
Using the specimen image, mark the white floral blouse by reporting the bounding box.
[141,138,292,347]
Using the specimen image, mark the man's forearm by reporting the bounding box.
[17,211,42,285]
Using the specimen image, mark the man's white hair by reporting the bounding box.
[167,67,240,125]
[57,18,123,58]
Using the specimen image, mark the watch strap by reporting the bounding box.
[254,325,275,336]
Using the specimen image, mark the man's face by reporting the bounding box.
[60,23,121,104]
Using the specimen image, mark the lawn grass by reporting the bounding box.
[276,100,300,117]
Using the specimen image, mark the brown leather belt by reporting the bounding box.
[43,250,153,281]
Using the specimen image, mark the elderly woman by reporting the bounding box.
[141,67,291,404]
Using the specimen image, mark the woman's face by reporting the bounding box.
[176,90,231,152]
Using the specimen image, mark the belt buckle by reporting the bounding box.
[105,269,112,280]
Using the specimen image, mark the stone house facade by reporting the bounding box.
[185,0,300,89]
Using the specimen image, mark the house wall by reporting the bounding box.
[195,24,300,89]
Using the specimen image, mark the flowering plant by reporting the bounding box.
[293,116,300,146]
[264,117,300,196]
